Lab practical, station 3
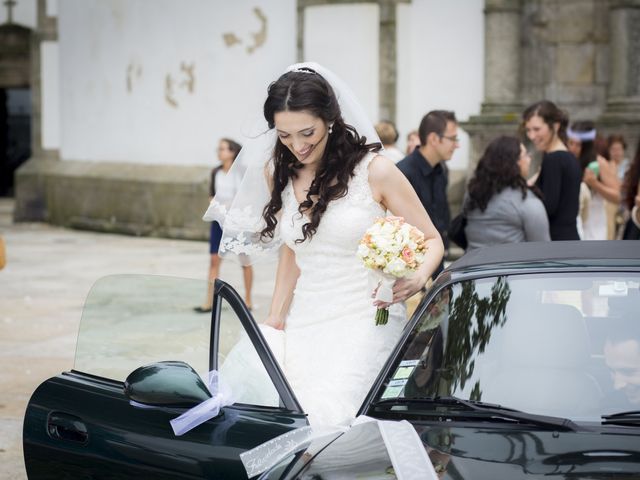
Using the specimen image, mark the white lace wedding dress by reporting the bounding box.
[278,153,407,426]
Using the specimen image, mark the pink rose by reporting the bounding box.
[401,246,415,264]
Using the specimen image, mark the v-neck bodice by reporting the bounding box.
[280,152,385,271]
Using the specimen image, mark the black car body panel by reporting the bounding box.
[24,372,307,479]
[23,276,307,479]
[419,424,640,479]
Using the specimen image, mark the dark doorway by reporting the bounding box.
[0,20,32,197]
[0,87,31,196]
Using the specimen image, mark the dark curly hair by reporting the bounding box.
[466,136,541,213]
[623,137,640,210]
[260,68,381,243]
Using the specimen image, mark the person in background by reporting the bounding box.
[195,138,253,313]
[463,136,550,250]
[607,135,630,239]
[375,120,404,163]
[608,134,630,181]
[522,100,582,240]
[621,136,640,240]
[603,314,640,409]
[0,235,5,270]
[397,110,459,277]
[567,121,620,240]
[405,130,420,155]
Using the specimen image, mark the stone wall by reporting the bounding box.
[521,0,611,120]
[15,160,211,239]
[463,0,640,181]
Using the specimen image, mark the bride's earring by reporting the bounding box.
[328,123,334,134]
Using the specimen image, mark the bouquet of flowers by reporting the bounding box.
[357,216,427,325]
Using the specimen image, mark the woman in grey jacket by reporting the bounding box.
[464,136,550,250]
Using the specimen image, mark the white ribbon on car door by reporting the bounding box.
[169,370,234,436]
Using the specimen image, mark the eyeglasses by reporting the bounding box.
[439,134,460,143]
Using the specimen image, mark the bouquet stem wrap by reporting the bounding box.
[370,271,396,325]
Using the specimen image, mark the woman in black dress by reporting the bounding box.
[522,100,582,240]
[621,137,640,240]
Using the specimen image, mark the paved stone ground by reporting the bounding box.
[0,198,276,479]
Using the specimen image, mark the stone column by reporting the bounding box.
[30,0,57,161]
[481,0,523,114]
[297,0,407,123]
[600,0,640,157]
[460,0,523,183]
[378,0,410,122]
[14,0,58,221]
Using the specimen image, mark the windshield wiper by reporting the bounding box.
[373,395,579,431]
[602,410,640,425]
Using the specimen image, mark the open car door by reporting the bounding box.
[23,275,306,479]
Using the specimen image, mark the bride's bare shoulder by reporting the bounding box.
[368,153,401,181]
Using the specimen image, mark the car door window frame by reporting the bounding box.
[212,278,303,413]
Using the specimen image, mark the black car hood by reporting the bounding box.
[419,425,640,479]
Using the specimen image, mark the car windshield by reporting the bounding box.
[378,273,640,422]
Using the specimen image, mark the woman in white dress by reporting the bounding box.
[209,63,444,426]
[567,121,620,240]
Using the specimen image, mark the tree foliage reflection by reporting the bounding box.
[443,277,511,400]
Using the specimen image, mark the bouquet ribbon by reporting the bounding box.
[240,415,438,479]
[368,271,396,325]
[370,270,396,303]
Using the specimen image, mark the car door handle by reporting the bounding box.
[47,412,89,444]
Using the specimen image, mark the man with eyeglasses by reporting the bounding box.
[397,110,459,278]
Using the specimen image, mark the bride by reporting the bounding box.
[207,63,443,426]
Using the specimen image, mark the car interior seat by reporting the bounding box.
[480,302,602,420]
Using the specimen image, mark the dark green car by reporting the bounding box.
[24,241,640,478]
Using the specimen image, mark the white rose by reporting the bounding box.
[384,257,409,277]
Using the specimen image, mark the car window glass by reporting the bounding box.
[379,274,640,422]
[74,275,211,382]
[217,297,281,408]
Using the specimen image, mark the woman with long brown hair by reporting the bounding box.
[522,100,582,240]
[464,136,550,249]
[206,63,444,426]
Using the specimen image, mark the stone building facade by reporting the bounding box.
[463,0,640,186]
[9,0,640,237]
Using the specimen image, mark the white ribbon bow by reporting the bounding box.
[169,370,234,436]
[240,415,438,479]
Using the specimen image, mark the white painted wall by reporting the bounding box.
[41,41,60,150]
[55,1,482,169]
[0,0,36,28]
[303,4,380,124]
[396,0,484,169]
[58,0,296,166]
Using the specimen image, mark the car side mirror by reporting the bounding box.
[124,361,211,408]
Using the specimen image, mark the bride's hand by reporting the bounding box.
[373,272,427,308]
[263,314,285,330]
